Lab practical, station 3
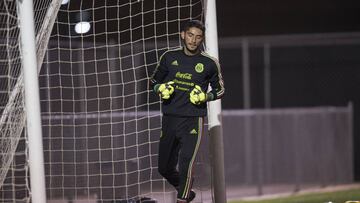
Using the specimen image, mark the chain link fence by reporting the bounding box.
[219,33,360,183]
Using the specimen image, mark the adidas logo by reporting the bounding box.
[190,129,197,135]
[171,60,179,66]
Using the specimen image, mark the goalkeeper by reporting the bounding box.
[150,20,225,203]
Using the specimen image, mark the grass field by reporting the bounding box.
[229,188,360,203]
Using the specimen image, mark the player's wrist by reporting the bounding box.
[153,84,160,93]
[206,92,214,101]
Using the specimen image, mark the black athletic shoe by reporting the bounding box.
[177,198,187,203]
[187,190,196,202]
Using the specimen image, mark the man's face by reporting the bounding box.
[181,27,204,55]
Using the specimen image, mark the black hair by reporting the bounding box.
[182,20,205,33]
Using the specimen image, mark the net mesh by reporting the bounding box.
[40,0,203,202]
[0,0,61,202]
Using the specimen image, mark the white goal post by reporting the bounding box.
[18,0,48,202]
[205,1,227,203]
[0,0,226,202]
[0,0,61,202]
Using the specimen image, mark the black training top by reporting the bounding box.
[150,47,225,117]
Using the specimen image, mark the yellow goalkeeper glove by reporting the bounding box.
[190,85,207,105]
[157,81,175,99]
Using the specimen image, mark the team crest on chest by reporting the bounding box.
[194,63,204,73]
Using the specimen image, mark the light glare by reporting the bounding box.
[61,0,69,5]
[74,22,91,34]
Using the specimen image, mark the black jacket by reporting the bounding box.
[150,47,225,117]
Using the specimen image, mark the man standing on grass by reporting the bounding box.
[150,20,225,203]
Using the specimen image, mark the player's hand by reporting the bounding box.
[158,81,175,99]
[190,85,206,105]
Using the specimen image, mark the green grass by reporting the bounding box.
[229,188,360,203]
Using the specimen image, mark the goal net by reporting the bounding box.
[1,0,204,202]
[0,0,61,202]
[47,0,204,202]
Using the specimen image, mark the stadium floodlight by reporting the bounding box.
[74,21,90,34]
[74,11,91,34]
[61,0,69,5]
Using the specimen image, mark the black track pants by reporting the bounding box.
[157,115,204,200]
